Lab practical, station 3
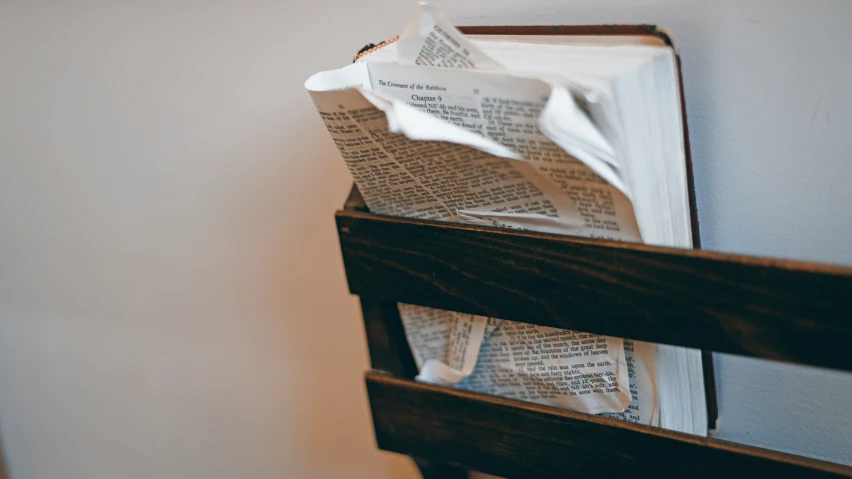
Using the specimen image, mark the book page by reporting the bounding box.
[367,62,640,241]
[404,305,631,414]
[600,340,659,425]
[307,81,582,230]
[459,319,631,414]
[398,304,489,385]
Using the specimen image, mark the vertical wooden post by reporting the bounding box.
[357,298,468,479]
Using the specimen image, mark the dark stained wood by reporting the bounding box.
[367,372,852,478]
[359,297,419,378]
[338,210,852,372]
[341,25,844,475]
[359,299,470,478]
[701,351,718,430]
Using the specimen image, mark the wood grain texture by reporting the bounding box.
[367,372,852,478]
[338,210,852,372]
[359,299,470,478]
[359,297,419,378]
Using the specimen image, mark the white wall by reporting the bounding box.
[0,1,850,478]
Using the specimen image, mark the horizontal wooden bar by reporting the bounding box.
[366,372,852,478]
[337,210,852,372]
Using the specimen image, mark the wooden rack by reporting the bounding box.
[337,186,852,478]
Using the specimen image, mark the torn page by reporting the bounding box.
[398,304,489,385]
[307,70,583,231]
[395,3,631,210]
[366,61,640,240]
[402,305,631,414]
[457,317,631,414]
[600,340,659,425]
[397,2,503,69]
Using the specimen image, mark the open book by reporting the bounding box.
[307,2,709,435]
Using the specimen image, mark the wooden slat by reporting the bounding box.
[366,372,852,478]
[338,210,852,372]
